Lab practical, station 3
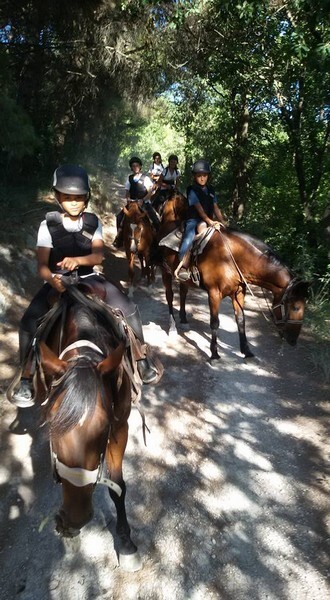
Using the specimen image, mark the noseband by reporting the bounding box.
[272,278,304,326]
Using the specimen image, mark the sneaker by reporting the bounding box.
[11,379,35,408]
[137,359,159,384]
[175,268,190,282]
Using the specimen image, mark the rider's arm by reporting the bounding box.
[214,203,226,224]
[37,246,65,292]
[57,239,104,271]
[156,173,164,189]
[143,175,154,201]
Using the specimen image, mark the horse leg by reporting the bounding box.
[55,483,94,538]
[126,251,135,289]
[179,282,188,324]
[162,270,177,334]
[106,424,141,571]
[208,289,222,360]
[231,289,254,358]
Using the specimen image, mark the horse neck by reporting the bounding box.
[246,256,292,297]
[226,232,293,296]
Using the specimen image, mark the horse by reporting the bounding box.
[122,201,157,293]
[156,191,309,360]
[33,283,142,571]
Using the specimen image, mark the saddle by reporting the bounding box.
[29,282,145,405]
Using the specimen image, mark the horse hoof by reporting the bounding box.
[118,551,142,572]
[244,349,255,358]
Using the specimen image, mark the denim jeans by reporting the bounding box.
[179,218,199,260]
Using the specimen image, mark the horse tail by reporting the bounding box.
[47,358,101,438]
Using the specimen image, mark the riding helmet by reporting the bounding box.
[191,159,211,174]
[52,165,90,196]
[168,154,179,163]
[129,156,142,168]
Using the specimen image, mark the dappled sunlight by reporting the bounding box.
[0,234,328,599]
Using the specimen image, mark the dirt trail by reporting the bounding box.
[0,194,329,600]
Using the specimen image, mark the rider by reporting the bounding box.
[148,152,164,185]
[174,159,226,282]
[11,164,159,408]
[153,154,181,213]
[112,156,160,248]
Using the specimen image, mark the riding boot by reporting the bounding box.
[125,306,159,384]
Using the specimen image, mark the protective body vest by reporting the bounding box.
[46,211,99,276]
[186,184,216,221]
[129,174,148,200]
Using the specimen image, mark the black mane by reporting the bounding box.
[227,228,285,268]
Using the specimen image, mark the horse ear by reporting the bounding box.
[38,341,69,377]
[97,341,125,375]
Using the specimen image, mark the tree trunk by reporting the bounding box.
[231,91,250,219]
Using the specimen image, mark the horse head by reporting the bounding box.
[123,201,145,223]
[272,278,309,346]
[37,301,127,536]
[161,190,187,224]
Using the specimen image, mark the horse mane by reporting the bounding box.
[43,298,118,439]
[226,228,286,269]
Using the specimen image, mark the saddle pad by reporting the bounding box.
[158,227,182,252]
[192,227,216,257]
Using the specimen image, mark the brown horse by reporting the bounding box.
[123,202,156,292]
[157,191,309,360]
[34,284,142,571]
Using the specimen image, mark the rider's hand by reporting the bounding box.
[51,274,66,293]
[57,257,80,271]
[209,220,222,230]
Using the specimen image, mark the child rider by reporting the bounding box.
[11,164,159,408]
[174,159,226,281]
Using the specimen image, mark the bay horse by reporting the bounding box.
[34,283,142,571]
[157,191,309,360]
[122,201,156,292]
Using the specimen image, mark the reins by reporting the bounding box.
[216,228,273,324]
[216,228,300,327]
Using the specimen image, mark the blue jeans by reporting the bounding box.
[179,218,200,260]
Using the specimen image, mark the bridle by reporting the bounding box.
[216,229,304,328]
[271,277,304,326]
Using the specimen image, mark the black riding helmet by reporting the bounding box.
[129,156,142,168]
[53,164,91,198]
[191,159,211,174]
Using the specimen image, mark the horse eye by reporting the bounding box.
[292,305,300,312]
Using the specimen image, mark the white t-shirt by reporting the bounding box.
[161,166,181,183]
[37,213,103,248]
[149,163,164,177]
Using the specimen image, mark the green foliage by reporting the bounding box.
[115,98,185,181]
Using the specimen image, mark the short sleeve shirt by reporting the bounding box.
[124,173,153,193]
[37,213,103,248]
